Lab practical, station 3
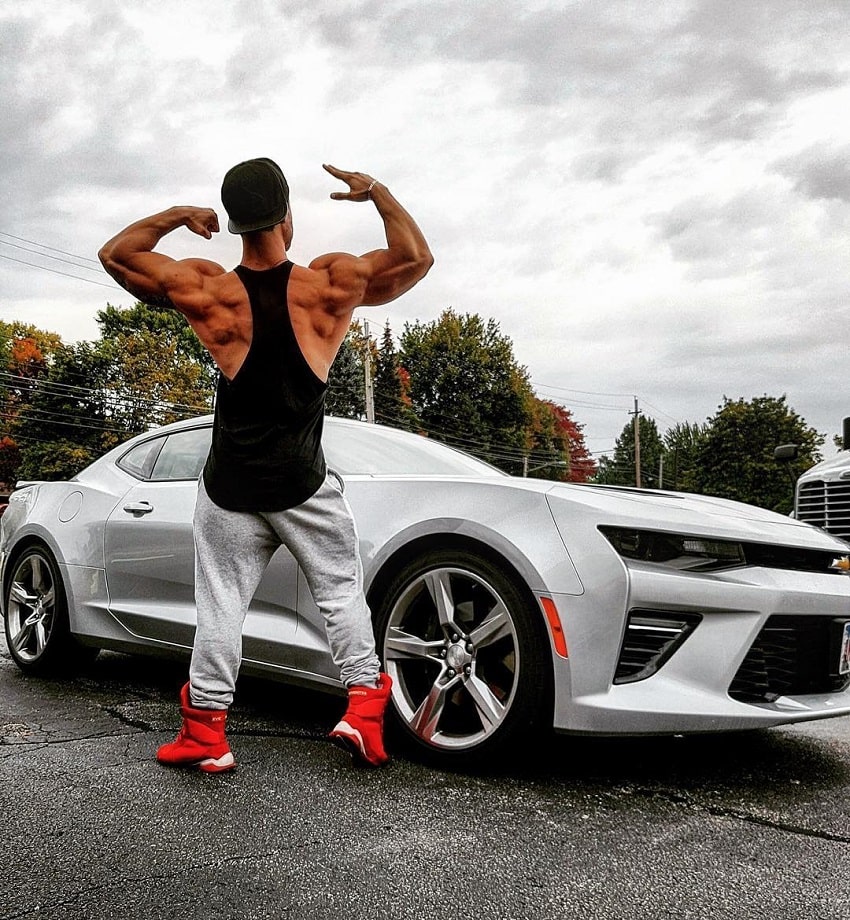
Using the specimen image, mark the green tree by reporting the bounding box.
[595,414,665,487]
[97,302,217,390]
[399,309,533,473]
[326,330,365,419]
[693,395,822,512]
[98,330,213,446]
[374,320,417,431]
[15,341,113,479]
[13,311,216,480]
[663,421,708,492]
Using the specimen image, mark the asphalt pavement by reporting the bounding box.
[1,642,849,920]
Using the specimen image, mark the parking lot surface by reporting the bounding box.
[1,643,849,920]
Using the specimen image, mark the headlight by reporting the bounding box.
[600,527,746,572]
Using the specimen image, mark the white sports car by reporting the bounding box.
[3,415,850,763]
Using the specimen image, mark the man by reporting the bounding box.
[99,159,433,772]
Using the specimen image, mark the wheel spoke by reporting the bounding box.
[469,602,512,649]
[34,622,48,656]
[410,676,455,741]
[424,571,462,636]
[385,627,443,661]
[9,581,37,607]
[12,621,35,655]
[29,556,45,592]
[464,673,506,732]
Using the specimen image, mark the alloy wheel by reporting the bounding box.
[383,565,520,751]
[6,551,58,663]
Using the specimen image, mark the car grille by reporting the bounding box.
[614,610,701,684]
[797,479,850,541]
[729,615,850,703]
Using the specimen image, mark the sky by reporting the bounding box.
[2,0,849,465]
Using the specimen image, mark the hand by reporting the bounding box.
[181,207,220,239]
[323,164,378,202]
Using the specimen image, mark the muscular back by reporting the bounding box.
[98,168,432,383]
[176,259,362,383]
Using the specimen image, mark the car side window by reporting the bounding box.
[117,437,166,480]
[150,427,212,481]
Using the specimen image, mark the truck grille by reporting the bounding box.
[729,615,850,703]
[797,479,850,540]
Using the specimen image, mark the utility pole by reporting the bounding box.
[363,320,375,423]
[632,396,641,488]
[658,453,663,490]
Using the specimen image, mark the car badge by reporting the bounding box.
[829,556,850,574]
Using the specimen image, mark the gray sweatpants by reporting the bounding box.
[188,472,381,709]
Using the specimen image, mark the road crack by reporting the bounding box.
[633,787,850,845]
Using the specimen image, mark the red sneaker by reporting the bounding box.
[156,683,235,774]
[329,673,393,767]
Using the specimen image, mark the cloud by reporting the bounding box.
[2,0,850,456]
[774,145,850,202]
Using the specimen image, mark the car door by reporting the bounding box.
[103,424,300,661]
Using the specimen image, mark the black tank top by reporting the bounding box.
[202,261,328,511]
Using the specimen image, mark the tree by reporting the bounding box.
[663,421,708,493]
[595,413,665,487]
[14,341,113,480]
[97,302,217,390]
[525,398,570,480]
[693,395,822,512]
[550,402,596,483]
[0,321,64,488]
[13,309,217,480]
[0,436,21,487]
[399,309,533,473]
[97,330,214,445]
[326,330,365,419]
[374,320,417,431]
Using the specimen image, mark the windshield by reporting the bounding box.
[323,419,503,477]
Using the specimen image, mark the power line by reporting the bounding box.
[0,231,101,265]
[0,252,119,290]
[0,239,104,274]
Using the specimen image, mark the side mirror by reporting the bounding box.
[773,444,799,462]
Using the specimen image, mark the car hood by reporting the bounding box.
[544,481,848,551]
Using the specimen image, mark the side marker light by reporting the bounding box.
[540,596,568,658]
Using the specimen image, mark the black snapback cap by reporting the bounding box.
[220,157,290,234]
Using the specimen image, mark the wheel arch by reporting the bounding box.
[365,530,556,698]
[2,531,66,612]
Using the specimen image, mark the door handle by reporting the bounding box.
[123,501,153,516]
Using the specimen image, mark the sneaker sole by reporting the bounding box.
[157,751,236,773]
[329,721,388,767]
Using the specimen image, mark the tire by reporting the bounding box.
[374,548,552,766]
[3,545,96,675]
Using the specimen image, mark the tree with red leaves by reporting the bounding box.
[548,401,596,483]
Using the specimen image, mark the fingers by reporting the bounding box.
[323,164,375,202]
[187,208,220,238]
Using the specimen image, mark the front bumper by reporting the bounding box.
[547,561,850,735]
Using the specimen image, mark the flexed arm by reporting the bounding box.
[98,207,224,314]
[310,165,434,312]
